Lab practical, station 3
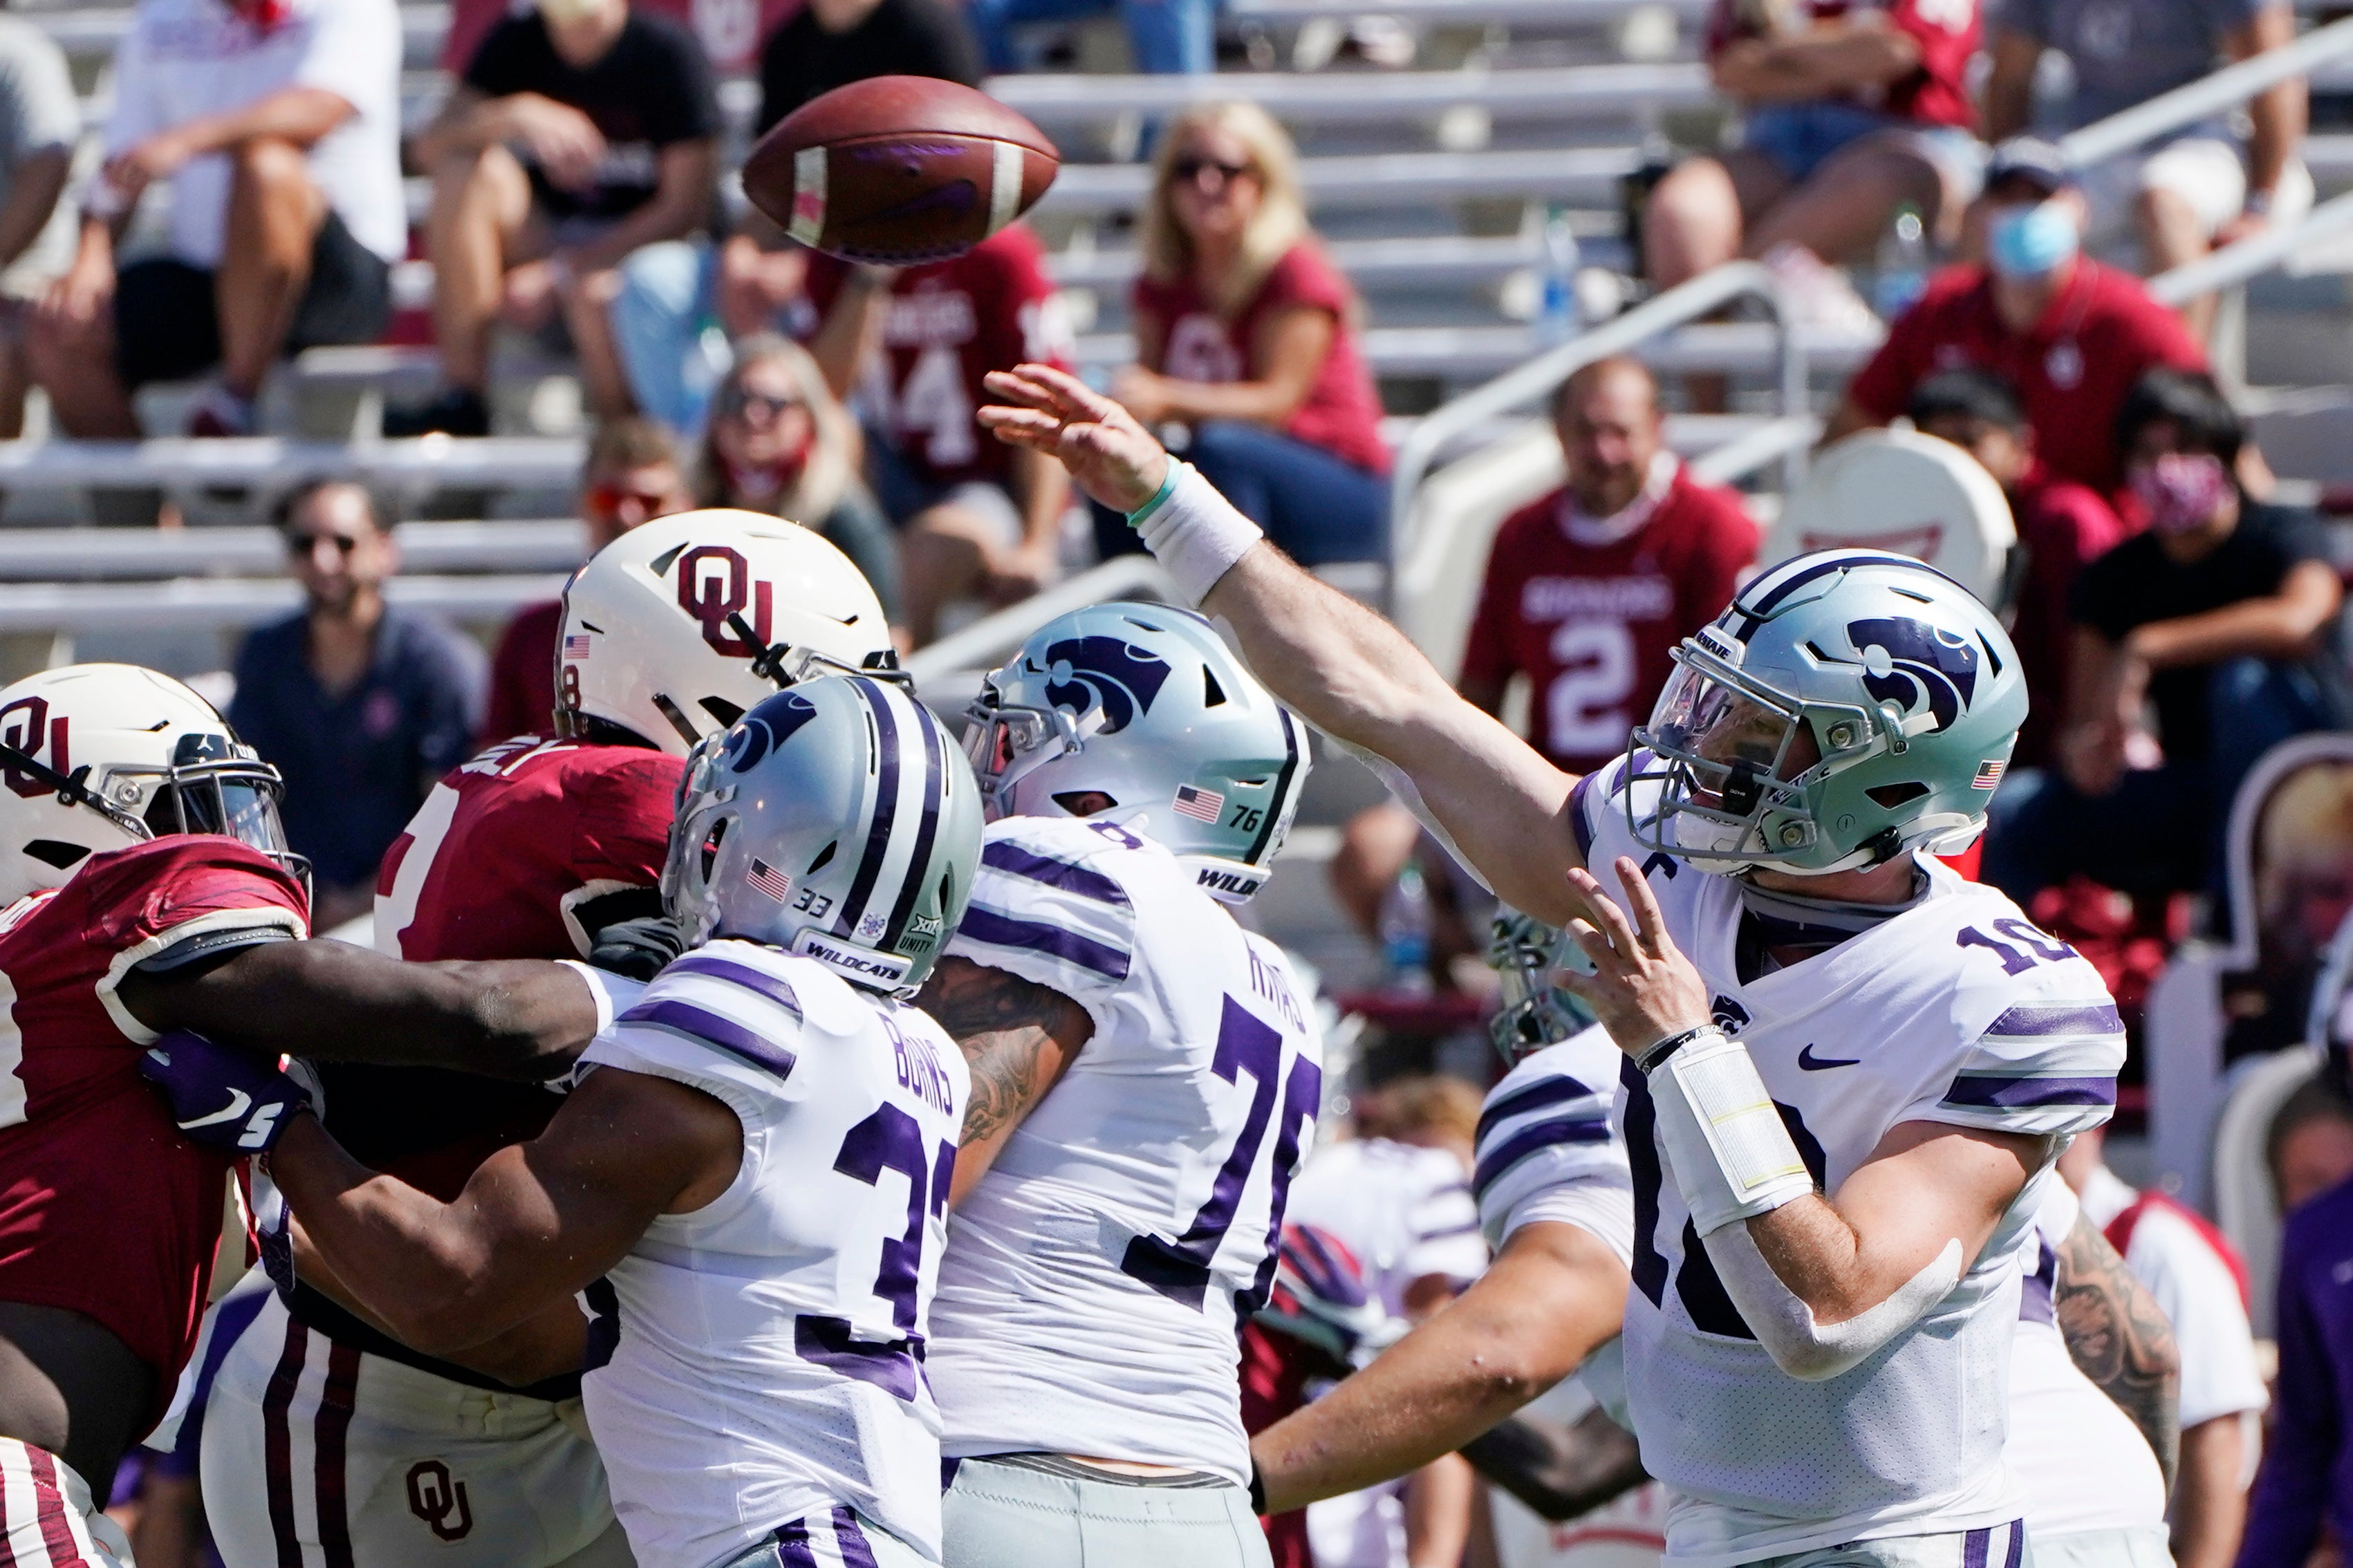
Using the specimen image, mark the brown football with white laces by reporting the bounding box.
[742,77,1060,265]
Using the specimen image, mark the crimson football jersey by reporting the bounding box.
[1459,463,1758,776]
[0,837,306,1414]
[1706,0,1980,129]
[803,225,1074,490]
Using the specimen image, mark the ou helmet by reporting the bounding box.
[556,510,900,756]
[1629,550,2027,877]
[0,663,303,906]
[1485,908,1597,1065]
[664,675,981,993]
[962,602,1312,904]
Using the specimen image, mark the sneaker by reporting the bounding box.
[185,383,257,438]
[384,386,490,438]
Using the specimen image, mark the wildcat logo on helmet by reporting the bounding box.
[1841,617,1980,732]
[1039,637,1172,734]
[724,691,822,774]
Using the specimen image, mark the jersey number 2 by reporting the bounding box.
[1122,996,1319,1313]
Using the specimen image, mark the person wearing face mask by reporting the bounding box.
[1830,139,2210,501]
[1981,368,2349,911]
[694,333,902,628]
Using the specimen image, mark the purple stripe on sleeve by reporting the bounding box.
[618,997,798,1077]
[1476,1074,1597,1146]
[1471,1113,1613,1201]
[981,840,1132,907]
[958,905,1130,981]
[1940,1074,2117,1109]
[1984,1002,2123,1037]
[662,953,803,1018]
[1567,773,1599,862]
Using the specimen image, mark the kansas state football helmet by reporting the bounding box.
[0,663,302,905]
[1486,908,1597,1065]
[664,675,981,992]
[557,510,900,756]
[1628,550,2028,876]
[962,603,1312,904]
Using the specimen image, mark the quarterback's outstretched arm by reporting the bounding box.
[1250,1220,1628,1512]
[979,365,1591,927]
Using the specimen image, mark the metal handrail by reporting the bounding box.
[1388,259,1800,581]
[2059,14,2353,169]
[2146,187,2353,304]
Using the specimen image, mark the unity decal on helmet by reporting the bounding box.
[1040,637,1172,734]
[0,698,65,801]
[724,691,823,774]
[676,544,776,657]
[1839,617,1980,733]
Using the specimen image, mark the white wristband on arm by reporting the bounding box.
[1128,459,1264,606]
[1644,1026,1814,1236]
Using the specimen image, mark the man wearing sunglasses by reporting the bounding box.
[479,415,694,747]
[227,479,485,931]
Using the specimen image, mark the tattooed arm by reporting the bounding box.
[917,955,1095,1205]
[2055,1211,2182,1492]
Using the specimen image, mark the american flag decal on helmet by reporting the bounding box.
[563,633,592,660]
[747,858,792,900]
[1973,759,2007,790]
[1172,783,1224,823]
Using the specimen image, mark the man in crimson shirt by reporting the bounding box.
[1905,368,2127,770]
[1831,139,2210,498]
[805,224,1074,646]
[1644,0,1984,311]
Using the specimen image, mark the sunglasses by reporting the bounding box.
[586,483,678,515]
[1173,157,1254,186]
[286,531,364,556]
[720,389,805,420]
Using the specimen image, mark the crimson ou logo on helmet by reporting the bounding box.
[676,545,774,657]
[0,697,66,801]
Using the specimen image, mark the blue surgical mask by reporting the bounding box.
[1987,199,2079,281]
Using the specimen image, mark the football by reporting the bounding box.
[743,77,1061,265]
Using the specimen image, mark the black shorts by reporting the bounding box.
[114,208,393,389]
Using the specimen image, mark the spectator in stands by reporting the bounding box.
[1982,368,2347,910]
[230,480,484,931]
[1905,368,2127,769]
[478,415,692,745]
[804,226,1072,646]
[396,0,720,436]
[1984,0,2309,342]
[0,20,79,440]
[26,0,403,439]
[1831,139,2211,498]
[2272,1076,2353,1213]
[1107,102,1390,568]
[696,334,902,626]
[1331,357,1753,982]
[2061,1126,2267,1568]
[1642,0,1984,299]
[965,0,1209,77]
[443,0,797,78]
[607,0,980,438]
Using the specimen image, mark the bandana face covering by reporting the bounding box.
[2129,451,2232,535]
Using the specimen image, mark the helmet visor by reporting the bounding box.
[1485,911,1595,1064]
[138,752,311,899]
[960,700,1075,814]
[1632,652,1821,861]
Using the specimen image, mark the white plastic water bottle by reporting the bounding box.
[1872,203,1930,321]
[1379,863,1435,994]
[1535,207,1583,348]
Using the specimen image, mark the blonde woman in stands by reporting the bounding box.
[1108,102,1389,570]
[696,333,902,631]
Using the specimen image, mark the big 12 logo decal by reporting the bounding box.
[678,545,774,657]
[0,697,66,800]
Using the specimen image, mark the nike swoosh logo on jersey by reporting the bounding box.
[1796,1045,1861,1071]
[181,1087,252,1128]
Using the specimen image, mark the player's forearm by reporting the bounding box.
[1459,1407,1648,1522]
[1252,1235,1629,1511]
[2172,1417,2249,1567]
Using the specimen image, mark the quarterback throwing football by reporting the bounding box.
[980,365,2126,1568]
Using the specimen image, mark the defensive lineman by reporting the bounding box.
[919,604,1322,1566]
[978,364,2127,1567]
[144,676,980,1568]
[205,512,895,1568]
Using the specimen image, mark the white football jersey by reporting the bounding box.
[1287,1139,1487,1318]
[928,815,1323,1482]
[1575,756,2125,1567]
[575,940,969,1568]
[2003,1177,2166,1538]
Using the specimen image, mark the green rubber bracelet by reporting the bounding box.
[1125,461,1182,528]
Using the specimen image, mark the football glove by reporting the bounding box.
[587,913,689,982]
[139,1030,313,1155]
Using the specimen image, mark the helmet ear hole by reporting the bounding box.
[699,819,729,880]
[700,696,745,727]
[806,839,837,876]
[1053,790,1117,816]
[21,839,86,870]
[1202,668,1228,707]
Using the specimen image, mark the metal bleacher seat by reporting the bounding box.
[992,61,1709,128]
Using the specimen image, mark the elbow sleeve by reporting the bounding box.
[1700,1226,1963,1381]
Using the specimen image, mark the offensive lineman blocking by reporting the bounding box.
[977,364,2128,1568]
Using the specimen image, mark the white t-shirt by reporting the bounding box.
[2078,1164,2269,1443]
[104,0,404,266]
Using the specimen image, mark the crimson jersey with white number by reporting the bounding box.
[0,836,306,1414]
[804,224,1073,489]
[1460,463,1757,776]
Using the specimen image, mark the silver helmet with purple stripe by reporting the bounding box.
[662,674,981,992]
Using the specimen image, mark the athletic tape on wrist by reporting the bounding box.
[1646,1027,1814,1235]
[1128,460,1265,606]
